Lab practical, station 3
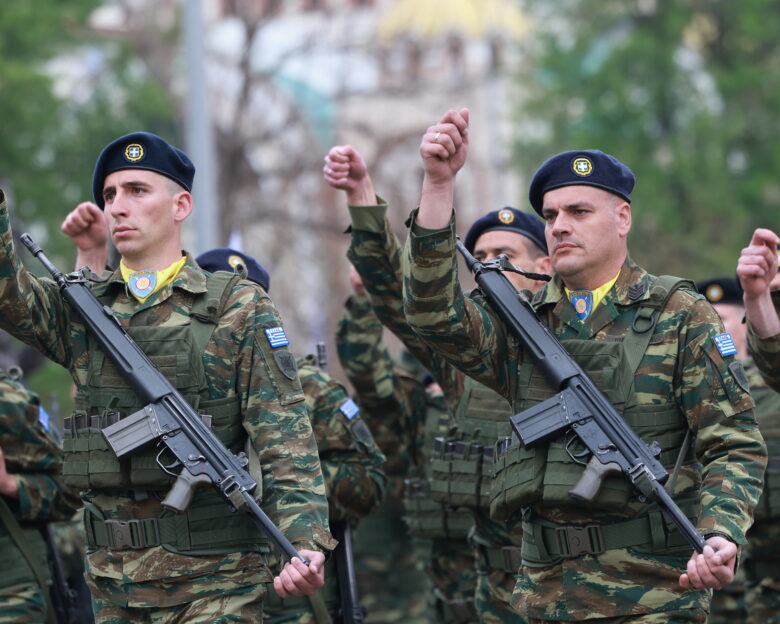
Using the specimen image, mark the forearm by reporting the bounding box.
[402,209,506,393]
[417,176,455,229]
[744,289,780,338]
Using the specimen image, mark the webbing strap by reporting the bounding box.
[0,498,55,624]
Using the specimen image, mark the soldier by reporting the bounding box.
[0,357,81,623]
[697,276,780,624]
[325,143,551,623]
[3,131,334,623]
[337,269,475,623]
[737,227,780,389]
[335,271,432,624]
[402,108,766,623]
[195,247,388,624]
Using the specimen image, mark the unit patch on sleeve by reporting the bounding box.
[339,398,360,421]
[713,333,737,357]
[265,326,290,348]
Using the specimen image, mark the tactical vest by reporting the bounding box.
[429,377,513,512]
[745,358,780,522]
[490,276,698,558]
[64,271,270,555]
[403,392,473,540]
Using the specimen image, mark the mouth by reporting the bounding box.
[554,242,577,254]
[113,225,134,237]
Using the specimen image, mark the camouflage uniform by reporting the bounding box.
[0,367,81,624]
[346,201,524,623]
[402,212,766,622]
[336,293,430,623]
[0,191,334,623]
[747,290,780,391]
[263,354,387,624]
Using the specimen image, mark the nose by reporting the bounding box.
[548,212,571,238]
[108,191,128,219]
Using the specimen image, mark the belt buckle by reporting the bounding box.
[104,518,160,550]
[555,524,604,558]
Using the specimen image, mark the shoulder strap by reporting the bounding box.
[190,270,243,357]
[0,498,55,624]
[623,275,695,375]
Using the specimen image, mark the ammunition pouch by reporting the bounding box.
[402,477,473,539]
[429,438,487,509]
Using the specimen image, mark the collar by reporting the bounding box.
[102,251,209,297]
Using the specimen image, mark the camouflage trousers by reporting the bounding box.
[0,582,47,624]
[526,608,708,623]
[417,536,478,623]
[475,570,524,624]
[88,572,266,623]
[352,499,428,623]
[708,565,745,624]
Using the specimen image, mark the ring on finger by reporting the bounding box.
[433,131,441,143]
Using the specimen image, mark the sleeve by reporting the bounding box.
[347,201,461,404]
[402,208,513,397]
[299,364,387,523]
[675,296,767,543]
[0,192,74,368]
[747,291,780,391]
[233,288,335,552]
[0,380,80,522]
[334,294,418,487]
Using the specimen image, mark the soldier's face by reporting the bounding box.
[103,169,189,265]
[472,230,550,293]
[541,185,631,289]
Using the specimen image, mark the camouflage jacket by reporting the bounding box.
[335,293,427,498]
[0,191,332,588]
[296,354,386,524]
[346,201,519,546]
[747,289,780,392]
[402,211,766,618]
[0,370,80,522]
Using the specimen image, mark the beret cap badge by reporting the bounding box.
[498,209,515,224]
[572,157,593,177]
[124,143,145,162]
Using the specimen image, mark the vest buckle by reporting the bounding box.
[554,524,604,558]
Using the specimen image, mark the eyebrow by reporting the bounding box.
[103,179,151,197]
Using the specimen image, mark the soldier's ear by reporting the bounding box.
[172,191,192,223]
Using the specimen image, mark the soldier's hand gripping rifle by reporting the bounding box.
[21,234,309,565]
[455,240,706,554]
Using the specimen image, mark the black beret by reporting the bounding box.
[92,131,195,209]
[528,149,635,216]
[464,207,547,255]
[196,248,271,292]
[696,276,743,306]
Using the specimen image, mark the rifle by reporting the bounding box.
[40,525,78,624]
[315,342,365,624]
[455,240,706,554]
[21,234,309,565]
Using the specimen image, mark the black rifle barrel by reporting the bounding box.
[456,239,706,554]
[21,233,309,564]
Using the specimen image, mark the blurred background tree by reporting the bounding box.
[512,0,780,276]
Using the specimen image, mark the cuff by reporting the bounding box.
[348,197,388,232]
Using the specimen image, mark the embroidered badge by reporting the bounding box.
[273,350,297,380]
[128,270,156,299]
[705,284,724,302]
[228,254,245,270]
[569,290,593,321]
[265,326,289,348]
[713,333,737,357]
[339,398,360,421]
[38,405,50,432]
[572,157,593,177]
[497,209,515,224]
[124,143,145,162]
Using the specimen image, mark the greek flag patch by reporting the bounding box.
[713,333,737,357]
[339,398,360,421]
[38,405,50,432]
[265,326,289,348]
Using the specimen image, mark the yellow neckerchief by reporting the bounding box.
[120,256,187,303]
[565,272,620,320]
